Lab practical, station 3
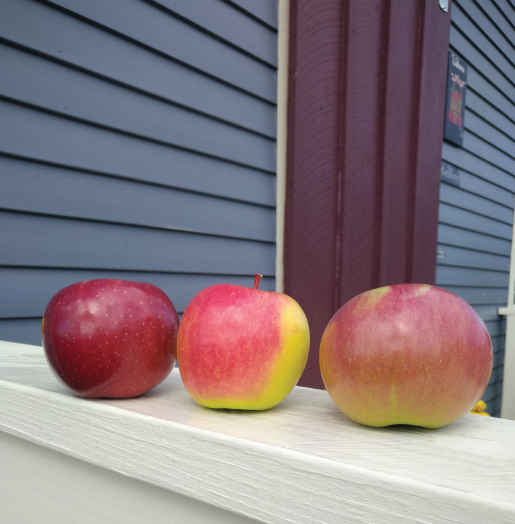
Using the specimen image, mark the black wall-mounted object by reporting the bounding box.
[444,51,467,146]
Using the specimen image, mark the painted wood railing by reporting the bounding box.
[0,340,514,523]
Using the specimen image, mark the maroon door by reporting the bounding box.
[284,0,452,389]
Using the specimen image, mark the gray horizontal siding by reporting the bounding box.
[0,158,276,242]
[0,211,276,275]
[0,268,275,319]
[442,143,514,191]
[436,0,515,417]
[441,163,514,207]
[0,319,43,347]
[437,224,511,255]
[0,101,275,206]
[151,0,278,65]
[438,203,512,240]
[1,0,276,136]
[225,0,278,29]
[44,0,277,102]
[466,90,515,140]
[437,244,510,272]
[0,44,276,172]
[440,184,513,224]
[0,0,278,346]
[436,266,509,288]
[441,287,508,306]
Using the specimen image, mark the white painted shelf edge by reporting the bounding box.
[1,341,515,524]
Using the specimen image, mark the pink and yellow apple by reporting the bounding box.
[320,284,493,428]
[43,279,179,398]
[177,275,309,410]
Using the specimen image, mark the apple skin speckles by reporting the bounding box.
[320,284,493,429]
[42,279,179,399]
[177,279,309,410]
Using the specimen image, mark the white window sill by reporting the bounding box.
[0,340,514,523]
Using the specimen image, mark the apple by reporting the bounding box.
[42,279,179,398]
[177,274,310,410]
[320,284,493,428]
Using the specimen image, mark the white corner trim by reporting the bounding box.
[275,0,290,293]
[507,199,515,309]
[499,200,515,419]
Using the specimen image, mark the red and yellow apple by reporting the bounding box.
[177,275,310,410]
[320,284,493,428]
[42,279,179,398]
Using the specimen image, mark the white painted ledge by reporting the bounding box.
[1,341,515,524]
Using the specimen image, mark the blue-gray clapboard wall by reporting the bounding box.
[0,0,279,345]
[436,0,515,417]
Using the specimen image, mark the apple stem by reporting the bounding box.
[253,274,263,290]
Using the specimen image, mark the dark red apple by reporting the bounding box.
[42,279,179,398]
[320,284,493,428]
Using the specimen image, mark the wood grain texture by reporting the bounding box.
[283,0,343,389]
[1,341,515,524]
[0,432,259,524]
[285,0,451,388]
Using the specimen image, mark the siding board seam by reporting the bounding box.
[437,241,511,257]
[0,38,278,140]
[474,0,515,54]
[0,153,276,209]
[455,144,515,178]
[455,0,515,69]
[35,0,278,105]
[441,184,514,212]
[463,125,515,163]
[493,0,515,32]
[0,208,277,245]
[439,207,514,229]
[450,23,515,91]
[465,109,515,154]
[221,0,278,32]
[0,95,277,175]
[0,266,275,279]
[143,0,278,69]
